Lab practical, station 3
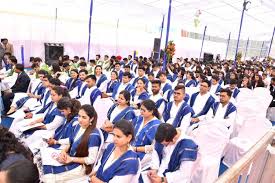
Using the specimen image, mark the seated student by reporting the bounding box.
[238,74,252,89]
[131,57,139,74]
[65,69,82,91]
[184,71,197,87]
[101,71,119,98]
[95,65,108,92]
[46,97,81,148]
[190,79,215,124]
[132,100,161,169]
[159,71,172,95]
[88,59,96,74]
[147,73,155,95]
[124,65,135,80]
[6,70,48,115]
[149,80,166,116]
[89,120,140,183]
[162,85,193,133]
[131,78,150,109]
[9,86,69,139]
[0,160,40,183]
[112,72,135,100]
[147,123,198,183]
[228,79,240,99]
[151,63,161,78]
[78,75,101,106]
[132,66,149,87]
[79,61,88,72]
[70,69,88,99]
[42,105,103,183]
[113,62,124,82]
[0,127,33,170]
[251,74,265,89]
[102,90,136,141]
[209,75,222,95]
[2,64,30,114]
[205,88,237,128]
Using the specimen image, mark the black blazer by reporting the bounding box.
[270,85,275,107]
[11,71,30,93]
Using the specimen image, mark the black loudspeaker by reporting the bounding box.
[44,43,64,65]
[203,53,214,63]
[153,38,161,52]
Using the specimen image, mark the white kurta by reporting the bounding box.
[190,92,212,121]
[150,93,165,116]
[151,132,195,183]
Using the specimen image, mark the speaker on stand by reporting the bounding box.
[152,38,161,61]
[44,43,64,65]
[203,52,214,64]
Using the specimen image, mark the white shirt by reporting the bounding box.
[209,83,220,95]
[96,75,108,92]
[114,82,132,99]
[206,102,236,128]
[78,86,101,106]
[69,81,85,99]
[190,92,212,121]
[165,101,192,133]
[109,106,124,123]
[151,132,195,183]
[150,93,165,116]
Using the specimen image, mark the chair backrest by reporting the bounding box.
[191,122,230,157]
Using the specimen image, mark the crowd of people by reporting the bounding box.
[0,49,274,183]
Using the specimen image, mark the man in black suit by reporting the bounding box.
[2,63,30,114]
[267,77,275,124]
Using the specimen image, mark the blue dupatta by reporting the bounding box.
[190,92,215,118]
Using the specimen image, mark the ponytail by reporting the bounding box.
[141,99,160,119]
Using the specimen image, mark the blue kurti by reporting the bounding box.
[43,126,102,174]
[96,143,140,182]
[132,116,161,159]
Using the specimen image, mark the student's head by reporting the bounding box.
[89,59,96,66]
[51,86,70,103]
[211,75,219,85]
[122,72,132,84]
[200,79,211,94]
[104,55,109,61]
[148,73,154,81]
[140,99,160,119]
[78,104,97,131]
[79,69,88,81]
[111,71,118,81]
[85,75,97,88]
[138,66,145,77]
[124,65,131,73]
[113,120,135,148]
[96,54,101,60]
[79,61,87,70]
[114,62,121,71]
[37,70,48,81]
[155,123,177,146]
[186,71,195,80]
[152,63,160,71]
[151,80,161,95]
[42,74,52,87]
[0,160,39,183]
[0,127,33,164]
[14,64,24,73]
[173,85,186,103]
[159,71,167,83]
[117,90,131,106]
[57,97,81,120]
[80,57,85,62]
[48,78,62,89]
[137,78,146,90]
[128,55,132,60]
[63,62,70,71]
[271,77,275,86]
[76,105,98,174]
[95,65,103,75]
[229,79,238,90]
[73,56,79,62]
[70,69,79,79]
[219,88,232,105]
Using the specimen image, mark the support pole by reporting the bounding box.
[87,0,94,61]
[267,26,275,58]
[225,32,231,60]
[199,26,207,61]
[244,37,249,61]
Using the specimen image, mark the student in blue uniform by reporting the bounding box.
[184,71,197,87]
[42,105,103,183]
[132,66,149,87]
[69,69,88,99]
[132,99,161,169]
[101,90,136,142]
[147,123,198,183]
[94,65,108,92]
[89,120,140,183]
[102,71,119,98]
[131,78,149,109]
[47,97,81,148]
[111,72,135,99]
[65,69,82,91]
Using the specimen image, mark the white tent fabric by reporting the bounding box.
[0,0,274,65]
